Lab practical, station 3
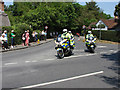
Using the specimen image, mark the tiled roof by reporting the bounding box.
[88,18,119,30]
[101,19,118,29]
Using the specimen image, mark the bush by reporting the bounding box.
[92,30,120,42]
[14,23,33,45]
[91,25,97,28]
[2,26,14,33]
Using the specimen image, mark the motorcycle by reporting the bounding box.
[86,36,96,53]
[55,36,72,59]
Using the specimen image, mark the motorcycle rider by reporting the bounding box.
[61,29,68,39]
[85,31,96,48]
[68,31,75,49]
[61,29,71,49]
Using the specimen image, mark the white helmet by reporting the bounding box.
[4,30,7,33]
[88,31,92,34]
[63,29,67,32]
[11,30,14,32]
[68,31,71,33]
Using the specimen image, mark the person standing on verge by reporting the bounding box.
[25,30,30,46]
[22,31,26,46]
[11,30,15,48]
[44,30,47,41]
[39,31,42,41]
[3,30,8,43]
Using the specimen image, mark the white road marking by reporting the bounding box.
[65,53,96,59]
[31,60,38,62]
[4,62,17,66]
[18,71,104,89]
[113,50,118,53]
[45,58,55,61]
[97,46,107,48]
[25,61,31,63]
[100,52,108,54]
[110,50,114,52]
[99,50,118,54]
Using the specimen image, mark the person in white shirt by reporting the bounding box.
[3,30,8,43]
[0,34,9,50]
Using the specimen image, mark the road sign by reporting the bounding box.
[45,26,48,29]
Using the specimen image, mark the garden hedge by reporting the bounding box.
[92,30,120,42]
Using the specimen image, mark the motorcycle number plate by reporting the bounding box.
[91,45,94,47]
[57,48,62,51]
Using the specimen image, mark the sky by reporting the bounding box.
[3,0,120,17]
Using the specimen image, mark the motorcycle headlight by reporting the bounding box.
[89,41,92,43]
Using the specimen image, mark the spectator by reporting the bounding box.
[53,32,55,39]
[41,30,45,40]
[22,31,26,46]
[32,31,36,42]
[25,30,30,46]
[0,34,9,50]
[56,32,58,36]
[3,30,8,43]
[11,30,16,48]
[39,31,42,41]
[35,31,38,41]
[50,32,52,38]
[44,30,47,41]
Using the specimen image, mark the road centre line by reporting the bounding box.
[17,71,104,89]
[97,46,107,48]
[64,53,97,59]
[25,61,31,63]
[45,58,55,61]
[3,50,118,66]
[4,62,17,66]
[31,60,38,62]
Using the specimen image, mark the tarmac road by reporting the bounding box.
[2,37,119,89]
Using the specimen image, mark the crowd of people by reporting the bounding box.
[0,30,16,50]
[0,29,48,50]
[0,27,96,51]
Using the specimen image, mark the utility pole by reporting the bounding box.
[99,22,102,40]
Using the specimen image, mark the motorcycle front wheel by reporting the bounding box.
[57,50,64,59]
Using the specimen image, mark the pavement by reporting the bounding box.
[2,36,119,89]
[0,39,54,53]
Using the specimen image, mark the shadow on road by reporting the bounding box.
[99,50,120,88]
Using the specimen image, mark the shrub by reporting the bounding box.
[92,30,119,42]
[14,23,33,45]
[91,24,97,28]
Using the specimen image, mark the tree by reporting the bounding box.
[114,2,120,22]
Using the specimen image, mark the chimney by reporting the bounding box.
[0,0,4,13]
